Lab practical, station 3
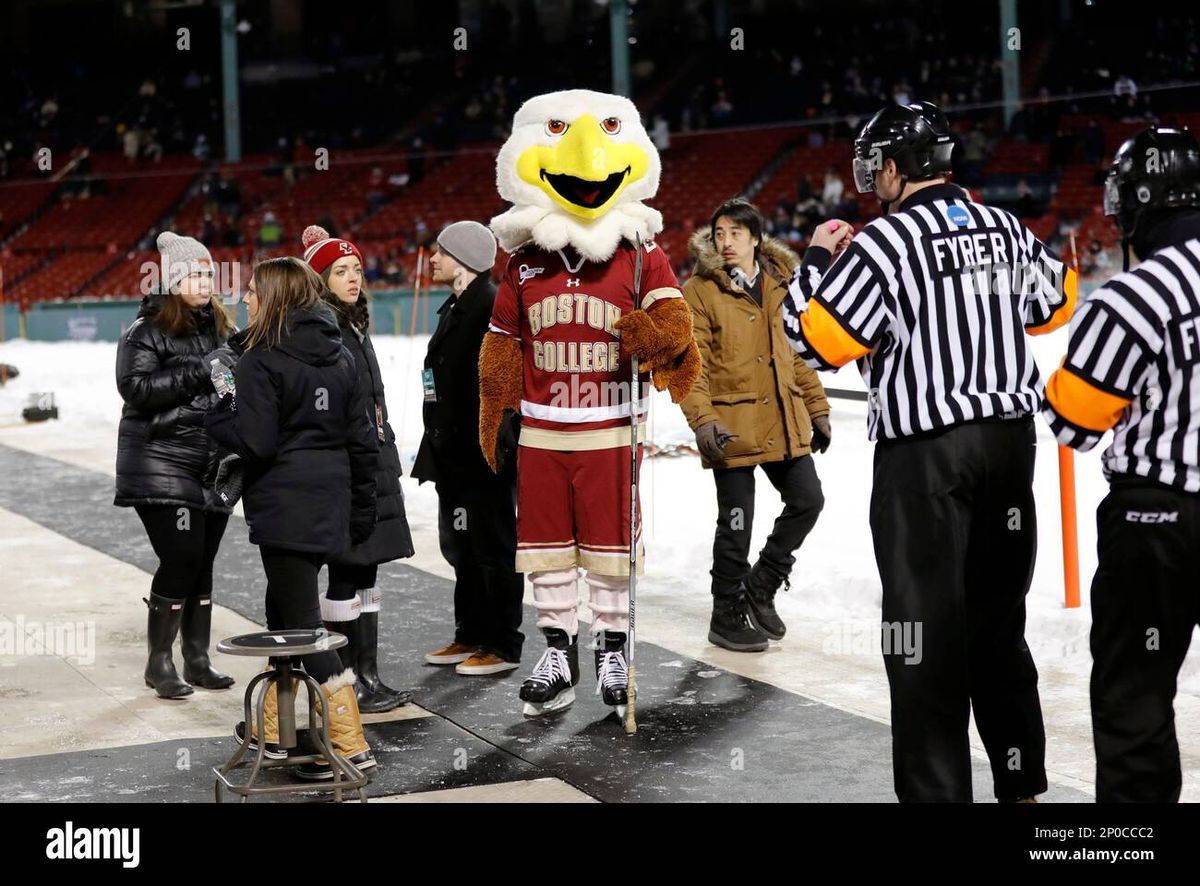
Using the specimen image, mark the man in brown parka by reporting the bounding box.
[680,198,829,652]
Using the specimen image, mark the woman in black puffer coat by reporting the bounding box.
[115,231,235,699]
[205,256,381,779]
[301,225,415,713]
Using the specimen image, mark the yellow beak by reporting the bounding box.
[516,114,649,220]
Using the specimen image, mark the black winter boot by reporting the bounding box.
[322,619,357,673]
[742,559,791,640]
[180,595,235,689]
[144,593,193,698]
[708,591,769,652]
[357,611,412,707]
[324,618,395,714]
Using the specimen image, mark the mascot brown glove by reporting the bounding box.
[478,332,524,473]
[614,298,702,403]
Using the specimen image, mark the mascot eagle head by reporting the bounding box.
[491,89,663,263]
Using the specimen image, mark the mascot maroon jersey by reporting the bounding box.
[489,240,681,450]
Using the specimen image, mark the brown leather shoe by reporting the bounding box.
[456,651,520,676]
[425,642,481,665]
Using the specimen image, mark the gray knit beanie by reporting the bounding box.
[436,221,497,273]
[156,231,214,293]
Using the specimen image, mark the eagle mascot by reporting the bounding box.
[478,89,700,717]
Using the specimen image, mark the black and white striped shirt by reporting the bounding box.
[1042,229,1200,492]
[783,183,1077,441]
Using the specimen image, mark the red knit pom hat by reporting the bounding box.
[302,225,364,274]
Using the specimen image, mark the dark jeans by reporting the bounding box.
[260,545,343,684]
[1091,479,1200,802]
[870,418,1047,802]
[710,456,824,596]
[436,474,524,663]
[135,505,229,600]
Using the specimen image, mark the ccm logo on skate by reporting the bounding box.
[1124,510,1179,524]
[46,821,140,868]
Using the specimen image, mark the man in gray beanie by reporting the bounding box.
[413,221,525,676]
[157,231,215,294]
[433,220,497,280]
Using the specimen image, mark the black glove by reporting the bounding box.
[811,414,832,454]
[204,394,236,435]
[495,409,521,475]
[211,392,236,414]
[204,345,238,370]
[695,420,737,462]
[203,347,238,396]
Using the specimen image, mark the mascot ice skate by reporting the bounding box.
[479,89,700,718]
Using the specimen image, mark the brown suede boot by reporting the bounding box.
[233,670,284,759]
[296,670,376,781]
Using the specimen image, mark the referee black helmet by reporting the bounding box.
[1104,126,1200,240]
[852,102,954,195]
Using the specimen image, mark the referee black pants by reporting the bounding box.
[870,417,1047,802]
[1091,479,1200,803]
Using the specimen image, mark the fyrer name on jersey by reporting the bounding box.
[923,226,1016,280]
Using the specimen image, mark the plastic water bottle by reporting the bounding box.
[210,359,236,398]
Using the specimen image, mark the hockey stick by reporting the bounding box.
[625,239,643,735]
[626,352,639,735]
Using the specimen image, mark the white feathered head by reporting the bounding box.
[490,89,663,262]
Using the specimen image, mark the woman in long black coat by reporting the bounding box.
[205,256,381,779]
[115,231,235,699]
[301,225,415,713]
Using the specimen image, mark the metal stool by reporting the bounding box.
[213,629,369,803]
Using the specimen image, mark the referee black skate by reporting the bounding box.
[1043,126,1200,803]
[782,101,1078,802]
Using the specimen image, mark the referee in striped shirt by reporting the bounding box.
[783,101,1078,802]
[1043,126,1200,803]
